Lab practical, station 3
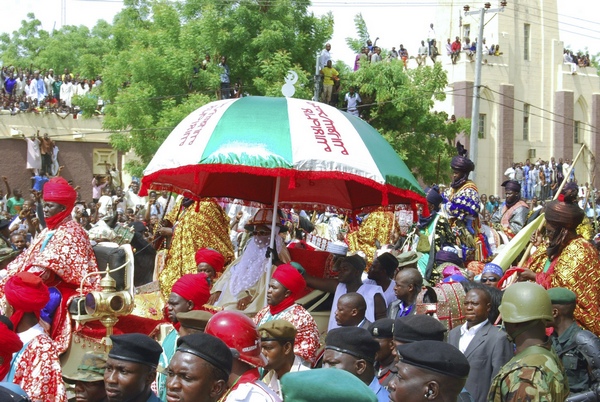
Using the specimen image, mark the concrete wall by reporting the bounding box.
[0,138,119,202]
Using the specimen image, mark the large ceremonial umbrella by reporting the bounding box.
[141,96,426,303]
[141,96,425,211]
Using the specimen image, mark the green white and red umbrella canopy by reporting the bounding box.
[141,96,425,212]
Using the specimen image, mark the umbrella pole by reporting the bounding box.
[265,176,282,306]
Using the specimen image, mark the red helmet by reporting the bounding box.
[205,311,266,367]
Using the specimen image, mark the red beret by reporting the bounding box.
[272,264,306,299]
[195,248,225,273]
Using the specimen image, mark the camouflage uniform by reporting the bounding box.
[488,344,569,401]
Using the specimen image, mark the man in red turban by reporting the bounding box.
[195,247,225,281]
[0,177,98,353]
[253,263,320,364]
[157,273,211,399]
[3,272,67,402]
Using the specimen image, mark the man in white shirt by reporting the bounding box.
[427,23,436,55]
[124,180,147,211]
[97,186,114,217]
[319,43,331,70]
[447,286,512,402]
[344,86,362,117]
[416,40,429,66]
[258,320,309,398]
[504,163,516,180]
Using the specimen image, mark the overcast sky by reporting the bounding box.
[2,0,599,68]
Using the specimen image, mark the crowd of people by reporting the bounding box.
[1,55,243,117]
[1,133,600,402]
[564,48,593,74]
[1,65,103,116]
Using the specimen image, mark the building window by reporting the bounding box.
[574,121,580,144]
[524,24,530,60]
[463,24,471,40]
[523,104,530,140]
[478,114,486,139]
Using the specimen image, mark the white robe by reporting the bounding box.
[26,138,42,171]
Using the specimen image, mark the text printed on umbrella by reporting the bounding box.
[179,103,226,146]
[303,103,349,155]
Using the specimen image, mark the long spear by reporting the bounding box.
[492,144,587,271]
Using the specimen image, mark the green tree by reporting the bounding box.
[345,14,370,54]
[96,0,333,176]
[0,13,49,68]
[348,60,469,184]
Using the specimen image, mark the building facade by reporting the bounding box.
[432,0,600,196]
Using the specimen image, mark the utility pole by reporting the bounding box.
[313,52,321,102]
[464,1,507,181]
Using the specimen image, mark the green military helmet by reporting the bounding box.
[499,282,553,323]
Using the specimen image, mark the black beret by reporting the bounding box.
[0,219,10,231]
[108,334,162,367]
[176,333,233,377]
[393,315,446,343]
[368,318,394,339]
[325,327,379,363]
[397,340,470,379]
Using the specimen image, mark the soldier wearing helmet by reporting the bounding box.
[205,311,281,402]
[488,282,569,401]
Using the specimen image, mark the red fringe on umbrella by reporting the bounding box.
[141,164,427,214]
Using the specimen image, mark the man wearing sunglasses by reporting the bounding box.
[480,263,503,288]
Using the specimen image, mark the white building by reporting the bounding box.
[431,0,600,196]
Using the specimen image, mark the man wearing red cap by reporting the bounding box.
[0,177,98,353]
[195,247,225,281]
[3,272,67,402]
[157,273,211,400]
[253,263,320,365]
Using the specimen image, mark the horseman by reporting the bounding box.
[442,142,482,263]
